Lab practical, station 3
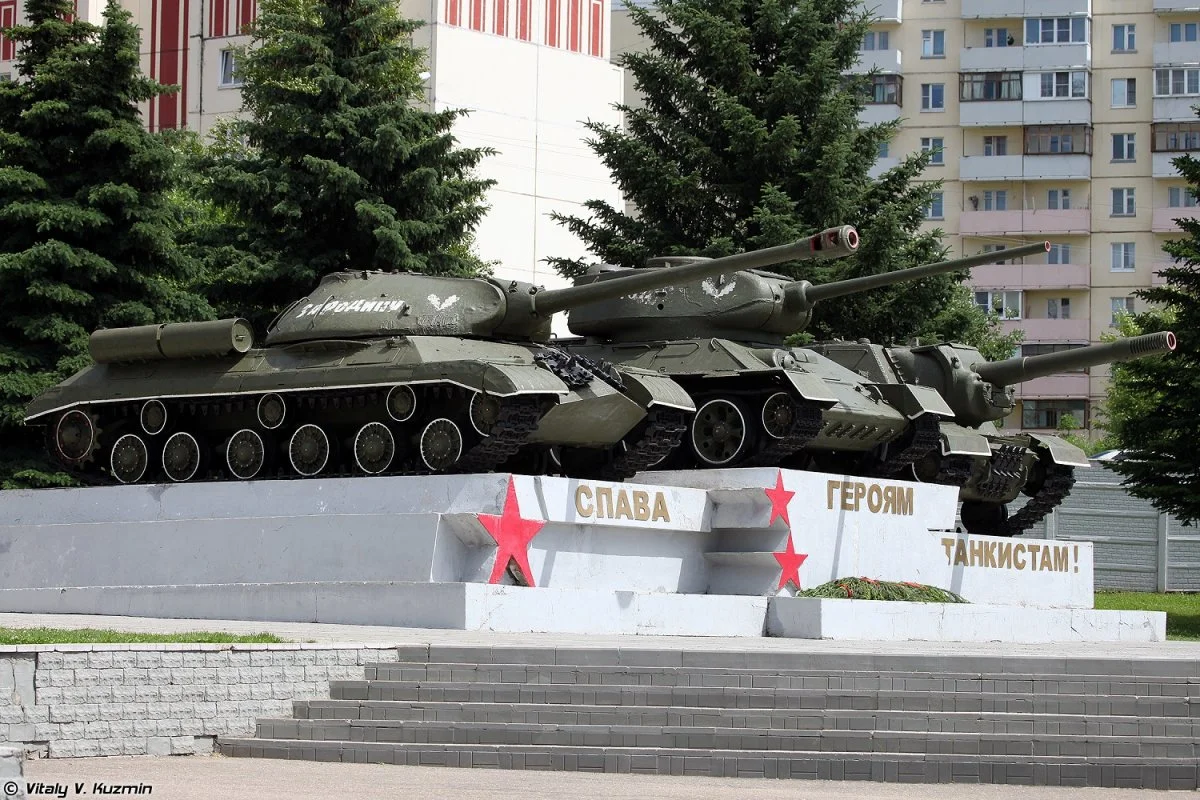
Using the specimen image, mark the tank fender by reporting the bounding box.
[411,362,570,396]
[938,423,992,457]
[780,371,837,406]
[870,383,955,421]
[616,369,696,412]
[1028,433,1091,467]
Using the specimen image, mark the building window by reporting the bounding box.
[1048,243,1072,263]
[1170,22,1198,42]
[1111,242,1136,271]
[1046,298,1072,319]
[1154,68,1200,97]
[982,244,1009,263]
[1111,296,1135,325]
[922,30,946,58]
[877,141,889,159]
[1023,400,1087,430]
[866,74,902,105]
[983,135,1008,156]
[1169,186,1199,207]
[863,31,889,50]
[1024,125,1092,155]
[1039,71,1087,99]
[1112,24,1135,52]
[981,190,1008,211]
[1112,133,1135,162]
[1025,17,1087,45]
[1047,188,1071,209]
[1111,188,1136,216]
[921,83,945,110]
[1111,78,1136,108]
[921,137,944,165]
[0,74,9,83]
[925,192,944,219]
[219,50,243,88]
[1022,342,1084,358]
[985,28,1013,47]
[974,290,1022,319]
[1153,122,1200,151]
[959,71,1022,101]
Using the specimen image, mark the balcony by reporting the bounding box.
[1154,41,1200,66]
[1024,43,1091,71]
[1001,318,1090,340]
[849,49,902,75]
[1155,0,1200,13]
[858,104,901,125]
[1014,374,1091,400]
[960,100,1023,126]
[868,157,899,179]
[961,0,1091,17]
[960,46,1023,72]
[1152,206,1200,231]
[1023,153,1091,180]
[959,209,1091,235]
[863,0,901,23]
[1152,150,1196,177]
[959,154,1024,181]
[1153,96,1200,122]
[971,262,1090,289]
[1023,98,1091,125]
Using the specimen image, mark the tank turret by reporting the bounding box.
[263,226,860,347]
[566,241,1053,342]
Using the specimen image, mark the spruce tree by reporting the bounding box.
[0,0,208,488]
[203,0,496,328]
[553,0,984,344]
[1100,152,1200,523]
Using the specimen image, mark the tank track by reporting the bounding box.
[873,413,942,477]
[971,444,1027,501]
[535,346,625,391]
[457,395,544,474]
[932,455,975,487]
[1002,462,1076,537]
[740,399,824,469]
[599,408,689,482]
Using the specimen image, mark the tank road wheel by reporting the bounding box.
[257,393,287,430]
[420,418,463,472]
[161,432,202,483]
[288,424,330,477]
[761,392,795,440]
[469,392,502,436]
[690,398,751,466]
[959,500,1010,536]
[386,385,417,422]
[353,422,395,475]
[226,429,266,480]
[109,433,150,484]
[140,400,168,436]
[54,409,97,463]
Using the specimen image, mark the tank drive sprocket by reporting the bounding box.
[739,394,825,469]
[457,394,545,474]
[872,413,942,478]
[598,407,690,482]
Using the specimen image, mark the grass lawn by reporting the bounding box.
[0,627,286,645]
[1094,592,1200,641]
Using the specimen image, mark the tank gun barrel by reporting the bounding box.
[974,331,1177,386]
[531,225,859,317]
[786,241,1052,311]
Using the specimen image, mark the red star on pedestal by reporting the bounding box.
[774,535,809,591]
[476,476,546,587]
[764,470,795,527]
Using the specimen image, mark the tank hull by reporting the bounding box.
[25,336,695,485]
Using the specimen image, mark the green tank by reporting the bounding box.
[556,240,1054,475]
[24,228,857,485]
[809,331,1177,536]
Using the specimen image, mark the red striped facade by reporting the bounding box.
[207,0,256,38]
[444,0,606,58]
[148,0,189,131]
[0,0,16,63]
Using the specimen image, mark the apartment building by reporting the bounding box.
[0,0,622,315]
[613,0,1199,435]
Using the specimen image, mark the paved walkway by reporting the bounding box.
[1,611,1198,659]
[21,755,1170,800]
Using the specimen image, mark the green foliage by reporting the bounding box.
[551,0,981,345]
[1098,149,1200,522]
[200,0,496,329]
[0,627,286,644]
[0,1,209,489]
[799,577,967,603]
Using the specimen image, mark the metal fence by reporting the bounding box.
[1018,464,1200,592]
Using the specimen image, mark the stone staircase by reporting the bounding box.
[216,645,1200,788]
